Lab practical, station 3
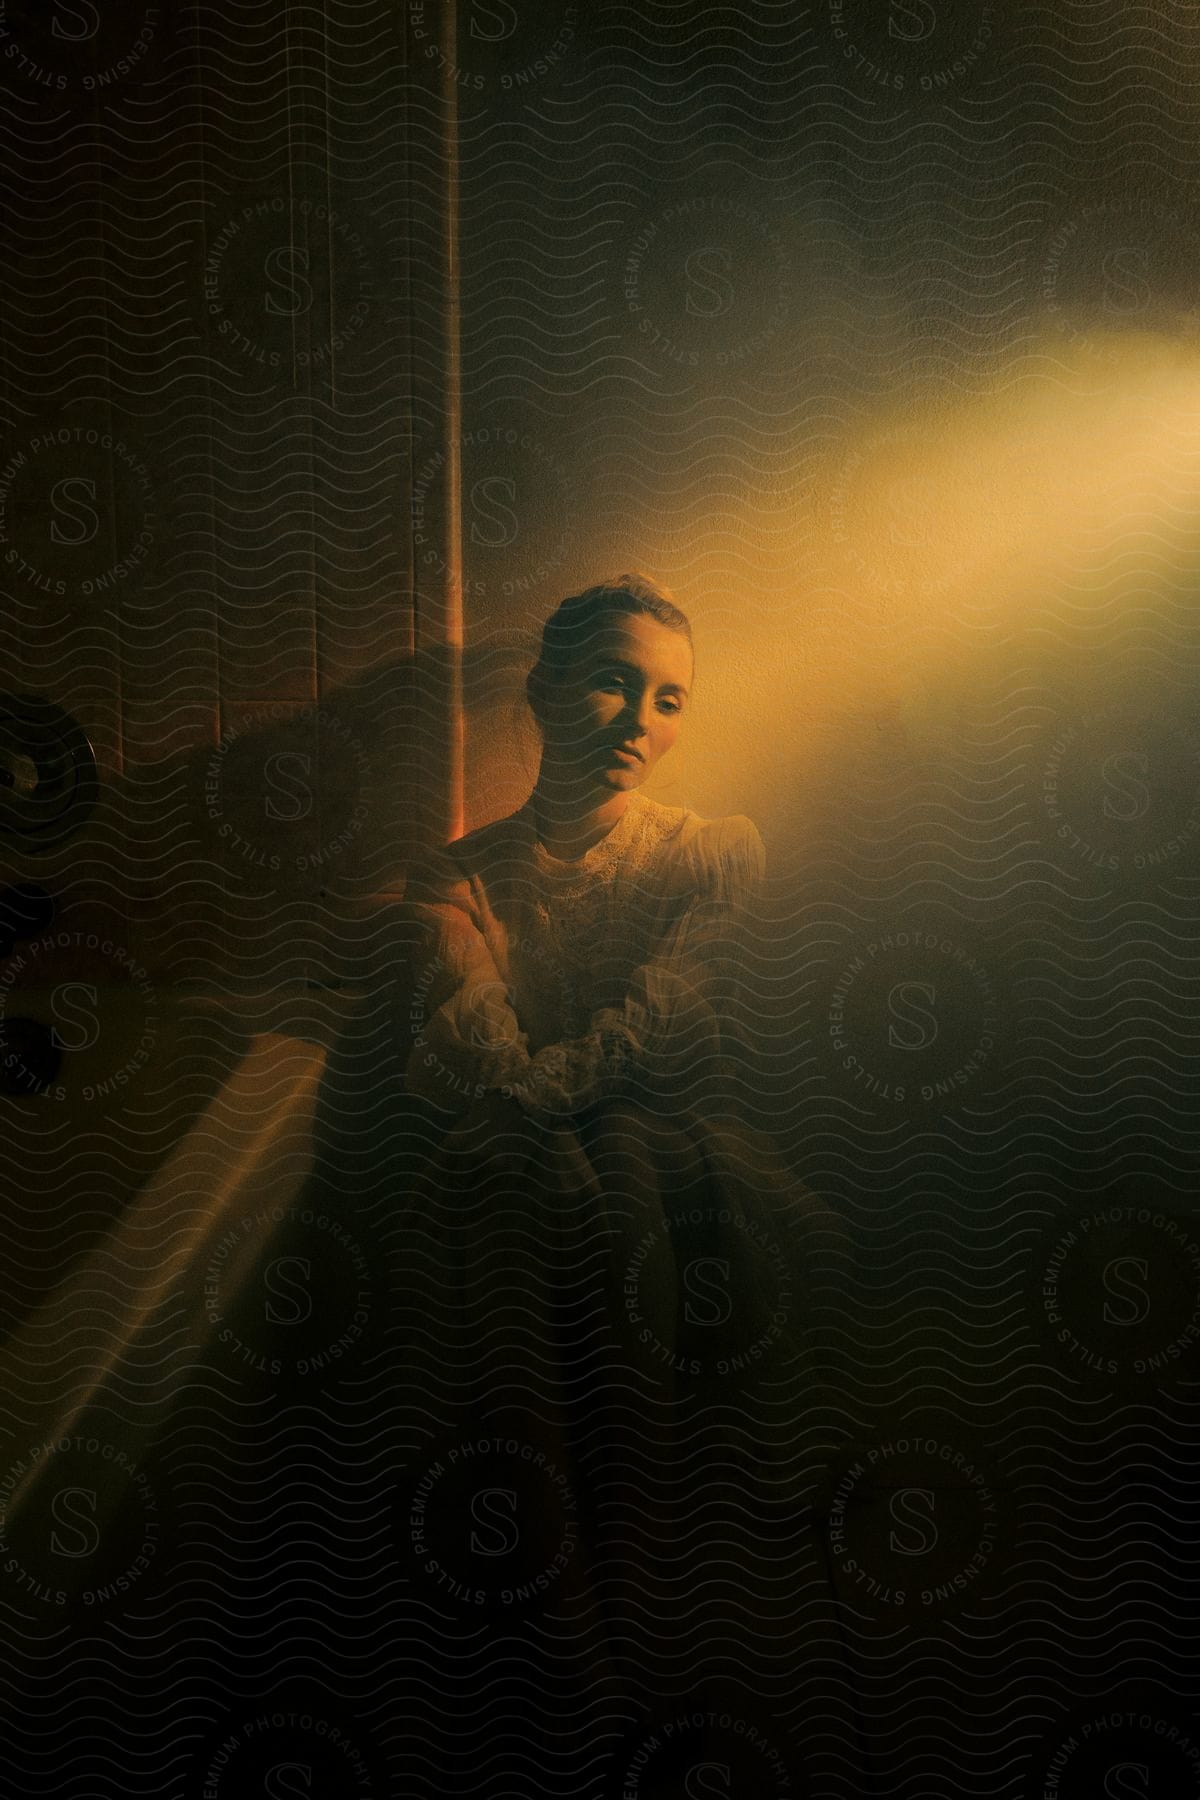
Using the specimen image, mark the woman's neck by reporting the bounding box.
[529,774,631,860]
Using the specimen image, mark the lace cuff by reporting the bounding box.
[404,1015,534,1115]
[501,954,730,1120]
[501,1014,640,1119]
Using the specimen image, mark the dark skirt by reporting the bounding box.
[387,1084,847,1675]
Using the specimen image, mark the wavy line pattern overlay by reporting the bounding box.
[1,2,1198,1795]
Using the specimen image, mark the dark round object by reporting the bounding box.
[0,695,99,846]
[0,1017,63,1096]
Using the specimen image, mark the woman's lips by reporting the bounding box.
[607,745,643,763]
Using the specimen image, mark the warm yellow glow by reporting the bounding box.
[630,329,1200,832]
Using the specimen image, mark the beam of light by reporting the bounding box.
[0,1035,327,1531]
[629,329,1200,827]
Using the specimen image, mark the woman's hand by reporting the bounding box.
[500,1023,640,1122]
[490,972,720,1125]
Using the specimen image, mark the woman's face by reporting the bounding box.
[539,612,694,794]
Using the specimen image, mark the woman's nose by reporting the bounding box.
[625,693,653,735]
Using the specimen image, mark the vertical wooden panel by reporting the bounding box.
[0,0,426,987]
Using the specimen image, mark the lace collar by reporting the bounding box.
[517,790,647,881]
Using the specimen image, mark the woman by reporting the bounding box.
[401,569,760,1144]
[392,574,841,1707]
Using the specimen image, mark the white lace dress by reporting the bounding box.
[392,791,841,1685]
[401,788,762,1122]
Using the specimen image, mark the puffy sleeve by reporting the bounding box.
[398,846,535,1117]
[506,815,767,1120]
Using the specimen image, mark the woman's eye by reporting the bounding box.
[657,700,680,715]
